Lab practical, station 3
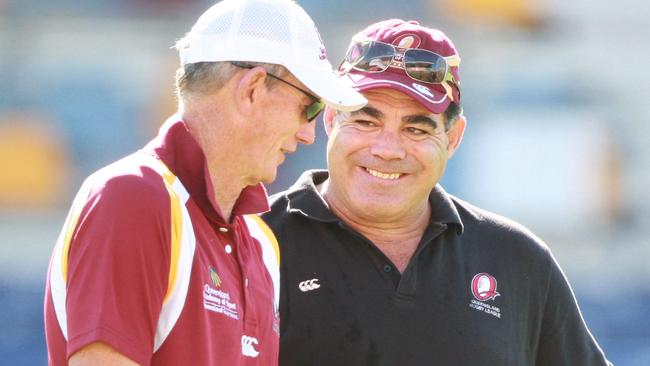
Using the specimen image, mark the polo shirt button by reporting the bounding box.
[219,227,228,233]
[383,264,392,273]
[225,244,232,254]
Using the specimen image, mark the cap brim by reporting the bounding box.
[342,70,452,114]
[288,66,367,112]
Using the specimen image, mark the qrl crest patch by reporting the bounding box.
[471,273,500,301]
[393,33,421,49]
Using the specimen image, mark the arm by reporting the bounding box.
[69,342,140,366]
[62,171,172,365]
[536,252,612,365]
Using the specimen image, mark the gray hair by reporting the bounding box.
[174,36,290,103]
[443,102,463,130]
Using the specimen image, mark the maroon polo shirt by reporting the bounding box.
[45,116,279,365]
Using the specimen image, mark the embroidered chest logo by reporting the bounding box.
[241,335,260,358]
[471,273,500,301]
[203,266,238,319]
[298,278,320,292]
[209,266,221,287]
[468,272,502,319]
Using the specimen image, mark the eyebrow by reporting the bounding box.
[351,106,439,130]
[404,115,438,130]
[350,106,383,119]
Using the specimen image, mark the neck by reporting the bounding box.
[319,181,430,272]
[207,166,244,223]
[181,103,247,223]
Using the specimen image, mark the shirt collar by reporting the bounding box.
[284,169,464,234]
[145,115,269,223]
[286,170,338,222]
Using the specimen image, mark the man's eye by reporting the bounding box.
[406,127,429,135]
[354,119,376,127]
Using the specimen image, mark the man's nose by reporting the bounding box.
[369,129,406,160]
[296,120,316,145]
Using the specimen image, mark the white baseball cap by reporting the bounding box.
[178,0,367,112]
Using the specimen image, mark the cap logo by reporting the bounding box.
[471,273,500,302]
[412,83,434,97]
[393,34,421,49]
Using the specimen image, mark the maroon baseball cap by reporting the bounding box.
[339,19,461,114]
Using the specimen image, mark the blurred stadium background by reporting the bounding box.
[1,0,648,364]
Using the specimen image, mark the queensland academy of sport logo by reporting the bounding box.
[468,272,502,319]
[204,265,238,320]
[209,266,222,287]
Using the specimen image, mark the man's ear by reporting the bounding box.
[234,66,269,117]
[323,106,337,137]
[446,115,466,158]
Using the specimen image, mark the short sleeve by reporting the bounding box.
[64,169,172,365]
[536,251,612,365]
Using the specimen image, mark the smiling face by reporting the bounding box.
[322,88,465,224]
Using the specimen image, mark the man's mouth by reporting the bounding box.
[365,167,401,180]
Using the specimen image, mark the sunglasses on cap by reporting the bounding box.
[339,40,461,102]
[232,62,325,122]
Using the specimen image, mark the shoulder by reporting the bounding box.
[262,170,324,226]
[64,153,173,244]
[82,152,170,213]
[262,189,293,232]
[449,194,551,257]
[63,152,175,275]
[267,190,291,213]
[261,171,332,240]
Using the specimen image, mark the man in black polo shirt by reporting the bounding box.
[262,19,613,365]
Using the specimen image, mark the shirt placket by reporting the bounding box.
[214,223,253,330]
[395,223,448,297]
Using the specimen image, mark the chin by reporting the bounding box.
[354,194,408,215]
[260,171,278,185]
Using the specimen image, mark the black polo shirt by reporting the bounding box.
[263,170,611,366]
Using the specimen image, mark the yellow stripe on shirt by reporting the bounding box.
[161,168,183,304]
[246,214,280,267]
[60,184,93,282]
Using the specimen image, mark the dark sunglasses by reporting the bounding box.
[339,40,461,102]
[232,62,325,122]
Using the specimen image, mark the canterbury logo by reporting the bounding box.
[241,335,259,358]
[298,278,320,292]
